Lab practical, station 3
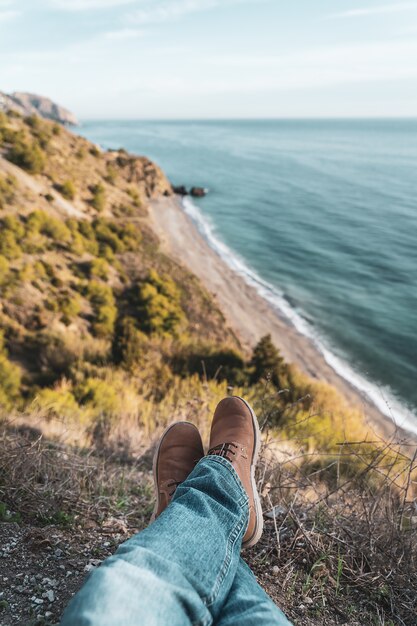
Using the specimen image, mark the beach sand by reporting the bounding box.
[149,195,410,441]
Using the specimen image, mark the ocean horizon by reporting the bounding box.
[79,119,417,434]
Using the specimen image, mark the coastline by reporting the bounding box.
[149,195,416,442]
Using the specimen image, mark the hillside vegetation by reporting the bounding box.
[0,111,416,626]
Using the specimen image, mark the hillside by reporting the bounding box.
[0,110,416,626]
[0,93,78,126]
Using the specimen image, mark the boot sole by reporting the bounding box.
[151,421,200,522]
[234,396,264,549]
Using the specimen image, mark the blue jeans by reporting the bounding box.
[61,456,292,625]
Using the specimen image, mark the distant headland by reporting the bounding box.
[0,91,78,126]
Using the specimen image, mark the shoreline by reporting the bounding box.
[149,195,416,442]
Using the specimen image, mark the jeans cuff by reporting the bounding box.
[200,455,249,509]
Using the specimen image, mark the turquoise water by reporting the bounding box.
[80,120,417,432]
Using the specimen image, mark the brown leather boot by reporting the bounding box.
[207,396,263,548]
[152,421,204,519]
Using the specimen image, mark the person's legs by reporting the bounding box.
[61,397,267,626]
[218,558,293,626]
[61,455,248,626]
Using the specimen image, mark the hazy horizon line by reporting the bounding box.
[79,115,417,122]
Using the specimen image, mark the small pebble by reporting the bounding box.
[45,590,55,602]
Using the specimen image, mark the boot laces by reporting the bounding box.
[207,442,238,463]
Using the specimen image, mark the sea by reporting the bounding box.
[79,119,417,435]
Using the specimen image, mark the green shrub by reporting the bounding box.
[90,183,105,212]
[74,220,99,255]
[59,293,82,324]
[0,174,17,208]
[57,180,76,200]
[104,164,117,185]
[69,231,85,255]
[127,187,141,208]
[93,219,124,254]
[0,255,9,286]
[119,222,142,251]
[100,245,115,262]
[113,317,148,370]
[77,220,95,239]
[25,115,52,149]
[73,372,142,427]
[36,331,81,377]
[2,215,25,240]
[0,332,21,408]
[25,210,71,246]
[76,377,121,418]
[7,138,45,174]
[30,387,80,420]
[90,145,101,157]
[172,343,245,385]
[66,218,79,234]
[249,334,289,389]
[17,263,35,283]
[87,281,117,338]
[0,230,21,259]
[33,260,47,280]
[24,114,41,130]
[0,120,20,145]
[114,204,135,218]
[89,258,109,280]
[41,218,71,243]
[96,305,117,338]
[137,270,184,336]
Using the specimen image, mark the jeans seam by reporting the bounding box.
[203,508,248,607]
[195,456,250,609]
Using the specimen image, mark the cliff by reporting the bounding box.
[0,91,78,126]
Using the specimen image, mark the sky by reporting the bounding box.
[0,0,417,118]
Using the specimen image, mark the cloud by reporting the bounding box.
[326,2,417,19]
[48,0,135,11]
[128,0,218,24]
[127,0,254,25]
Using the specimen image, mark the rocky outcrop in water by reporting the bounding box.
[0,91,78,126]
[190,187,207,198]
[172,185,188,196]
[172,185,207,197]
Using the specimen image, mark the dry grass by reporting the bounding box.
[249,396,417,626]
[0,390,416,626]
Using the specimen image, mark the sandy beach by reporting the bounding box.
[149,195,414,442]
